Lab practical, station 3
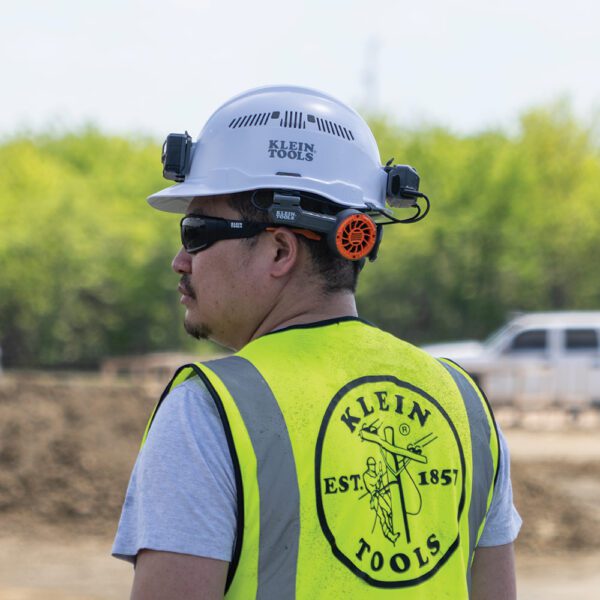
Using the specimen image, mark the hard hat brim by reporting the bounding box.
[147,172,381,214]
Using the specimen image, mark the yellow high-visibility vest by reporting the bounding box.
[143,318,500,599]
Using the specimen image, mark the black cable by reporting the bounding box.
[250,190,271,212]
[366,192,430,226]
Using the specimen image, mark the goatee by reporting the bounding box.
[184,317,212,341]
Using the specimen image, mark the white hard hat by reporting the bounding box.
[147,85,389,213]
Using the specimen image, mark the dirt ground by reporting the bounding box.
[0,372,599,599]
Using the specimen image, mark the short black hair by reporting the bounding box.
[226,190,360,293]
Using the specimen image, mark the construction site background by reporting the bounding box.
[0,370,598,599]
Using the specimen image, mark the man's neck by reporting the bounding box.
[249,291,358,344]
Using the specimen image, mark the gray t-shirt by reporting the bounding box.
[112,377,522,563]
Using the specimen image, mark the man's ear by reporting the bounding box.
[267,227,301,278]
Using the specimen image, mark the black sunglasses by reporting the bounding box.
[180,215,270,254]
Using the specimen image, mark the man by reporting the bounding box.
[362,456,399,545]
[113,85,521,599]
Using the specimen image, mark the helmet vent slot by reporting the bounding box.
[280,111,307,129]
[314,116,354,140]
[229,112,273,128]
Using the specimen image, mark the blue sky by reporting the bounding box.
[2,0,599,139]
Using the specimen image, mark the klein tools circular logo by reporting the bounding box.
[315,376,466,587]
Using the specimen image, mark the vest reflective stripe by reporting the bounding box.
[438,360,499,591]
[205,356,300,600]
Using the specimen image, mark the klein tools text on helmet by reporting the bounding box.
[149,85,431,261]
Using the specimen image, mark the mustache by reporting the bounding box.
[179,275,196,299]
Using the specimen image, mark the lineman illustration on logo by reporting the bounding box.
[359,422,437,545]
[315,375,466,587]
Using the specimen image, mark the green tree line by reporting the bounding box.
[1,105,599,368]
[362,103,600,342]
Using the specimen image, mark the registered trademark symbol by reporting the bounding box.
[399,423,410,436]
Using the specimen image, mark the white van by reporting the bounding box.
[422,312,600,409]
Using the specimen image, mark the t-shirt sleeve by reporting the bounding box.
[477,423,522,547]
[112,376,237,564]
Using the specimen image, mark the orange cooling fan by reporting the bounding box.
[334,212,377,260]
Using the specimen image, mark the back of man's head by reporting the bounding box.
[225,190,362,294]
